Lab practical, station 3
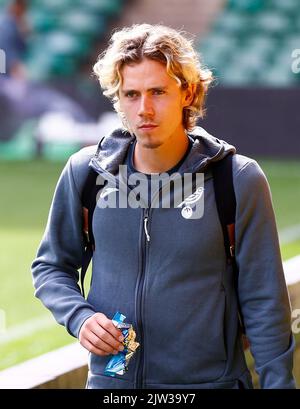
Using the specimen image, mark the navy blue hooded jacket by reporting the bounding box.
[31,126,296,389]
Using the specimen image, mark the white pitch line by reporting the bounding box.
[279,224,300,245]
[0,315,56,344]
[1,242,300,346]
[284,255,300,286]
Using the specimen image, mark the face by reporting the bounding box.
[12,2,27,18]
[119,58,192,149]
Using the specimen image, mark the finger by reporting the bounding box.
[90,323,124,352]
[80,338,110,357]
[88,331,121,355]
[95,314,124,341]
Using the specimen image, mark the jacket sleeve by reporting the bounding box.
[234,158,296,389]
[31,154,96,338]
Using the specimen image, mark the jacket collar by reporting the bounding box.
[91,126,236,175]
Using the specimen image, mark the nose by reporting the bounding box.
[138,95,154,117]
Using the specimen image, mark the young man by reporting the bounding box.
[31,24,296,389]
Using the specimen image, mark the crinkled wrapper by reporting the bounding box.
[104,312,140,377]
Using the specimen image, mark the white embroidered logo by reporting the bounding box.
[177,187,205,219]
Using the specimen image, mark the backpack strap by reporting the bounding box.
[80,137,105,297]
[211,153,249,349]
[80,168,99,298]
[212,153,236,263]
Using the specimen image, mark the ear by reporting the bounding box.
[182,83,196,107]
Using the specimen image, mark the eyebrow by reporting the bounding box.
[121,86,168,95]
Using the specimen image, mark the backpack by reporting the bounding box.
[80,151,250,350]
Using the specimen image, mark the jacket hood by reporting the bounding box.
[91,126,236,175]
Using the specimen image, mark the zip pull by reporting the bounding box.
[144,217,150,242]
[143,210,151,242]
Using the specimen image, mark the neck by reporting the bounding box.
[133,131,189,174]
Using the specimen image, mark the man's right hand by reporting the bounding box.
[79,313,125,356]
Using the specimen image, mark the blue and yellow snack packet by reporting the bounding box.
[104,312,139,377]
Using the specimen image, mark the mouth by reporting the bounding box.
[138,124,158,130]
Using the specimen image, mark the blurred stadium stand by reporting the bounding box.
[119,0,224,38]
[21,0,124,80]
[199,0,300,86]
[0,0,299,159]
[197,0,300,157]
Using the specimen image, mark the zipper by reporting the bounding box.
[90,158,184,387]
[143,211,151,242]
[90,158,151,388]
[135,207,150,389]
[134,178,185,388]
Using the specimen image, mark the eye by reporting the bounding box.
[153,89,165,95]
[125,91,138,98]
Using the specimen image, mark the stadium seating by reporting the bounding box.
[3,0,125,80]
[198,0,300,86]
[0,0,125,158]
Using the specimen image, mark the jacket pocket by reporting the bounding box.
[145,288,228,384]
[86,371,135,389]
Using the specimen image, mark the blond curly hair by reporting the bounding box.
[93,24,213,131]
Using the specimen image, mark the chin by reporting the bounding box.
[139,137,162,149]
[135,133,162,149]
[143,142,162,149]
